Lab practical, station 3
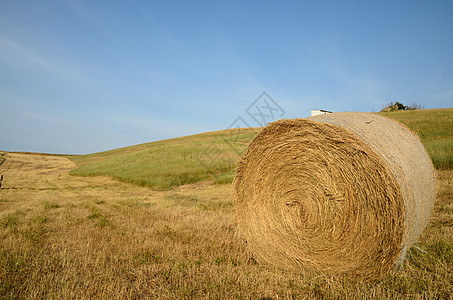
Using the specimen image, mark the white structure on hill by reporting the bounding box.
[311,109,332,116]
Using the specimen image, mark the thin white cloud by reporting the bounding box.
[0,35,85,82]
[19,111,80,126]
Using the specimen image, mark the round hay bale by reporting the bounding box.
[234,112,435,281]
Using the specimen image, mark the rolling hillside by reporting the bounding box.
[69,128,261,190]
[69,108,453,190]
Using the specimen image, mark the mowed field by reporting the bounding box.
[1,109,452,299]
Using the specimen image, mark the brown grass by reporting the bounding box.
[0,152,451,298]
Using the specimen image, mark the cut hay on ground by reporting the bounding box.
[234,112,435,281]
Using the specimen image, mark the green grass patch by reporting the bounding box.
[213,172,235,185]
[43,201,61,210]
[69,128,260,190]
[87,207,111,228]
[1,213,18,230]
[21,216,48,243]
[134,250,161,265]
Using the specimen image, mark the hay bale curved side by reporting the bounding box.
[309,112,435,252]
[234,112,435,281]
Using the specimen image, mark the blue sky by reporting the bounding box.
[1,1,452,154]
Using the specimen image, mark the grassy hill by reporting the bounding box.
[69,108,453,190]
[69,128,261,190]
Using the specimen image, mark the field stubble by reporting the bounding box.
[0,152,452,299]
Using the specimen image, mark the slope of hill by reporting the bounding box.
[69,108,453,190]
[69,128,261,190]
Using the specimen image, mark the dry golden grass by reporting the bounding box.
[1,152,452,299]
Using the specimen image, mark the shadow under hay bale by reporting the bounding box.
[234,112,435,281]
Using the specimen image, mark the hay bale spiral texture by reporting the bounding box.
[234,112,435,281]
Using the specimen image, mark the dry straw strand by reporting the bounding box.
[234,112,435,281]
